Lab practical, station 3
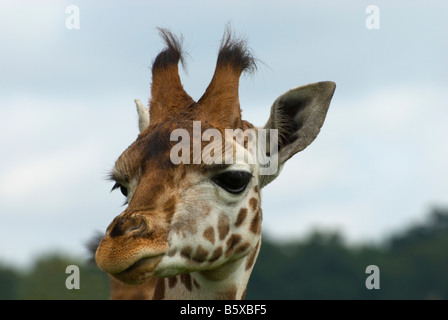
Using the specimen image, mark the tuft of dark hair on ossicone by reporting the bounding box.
[217,26,257,75]
[152,28,186,71]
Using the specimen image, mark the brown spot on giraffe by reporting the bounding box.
[234,242,250,255]
[226,234,242,252]
[235,208,247,227]
[218,213,230,240]
[181,273,193,291]
[193,245,209,263]
[182,217,198,237]
[181,246,193,259]
[209,247,223,262]
[249,197,258,211]
[152,278,165,300]
[168,248,177,257]
[250,208,262,234]
[168,276,178,288]
[203,226,215,244]
[245,240,260,271]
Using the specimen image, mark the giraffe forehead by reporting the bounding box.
[115,119,260,182]
[113,121,187,181]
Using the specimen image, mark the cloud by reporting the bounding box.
[0,95,139,215]
[0,140,100,212]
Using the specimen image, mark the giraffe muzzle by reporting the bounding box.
[95,213,169,283]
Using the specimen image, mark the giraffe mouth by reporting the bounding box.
[111,254,164,285]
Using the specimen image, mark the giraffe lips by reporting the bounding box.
[112,254,164,285]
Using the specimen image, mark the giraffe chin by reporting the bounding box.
[111,255,164,285]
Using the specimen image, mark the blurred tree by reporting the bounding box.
[0,264,19,299]
[16,253,109,300]
[247,207,448,300]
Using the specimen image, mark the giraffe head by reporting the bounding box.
[95,28,335,299]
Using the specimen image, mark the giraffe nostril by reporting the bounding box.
[125,219,146,235]
[109,216,150,238]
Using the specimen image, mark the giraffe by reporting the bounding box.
[94,28,336,300]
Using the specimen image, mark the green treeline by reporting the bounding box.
[1,207,447,300]
[248,207,448,299]
[0,254,109,300]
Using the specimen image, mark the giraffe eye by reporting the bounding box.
[212,171,253,194]
[112,182,128,197]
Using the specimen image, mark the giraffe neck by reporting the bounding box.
[152,239,261,300]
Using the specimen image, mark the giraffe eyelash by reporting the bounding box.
[110,182,120,192]
[111,182,129,205]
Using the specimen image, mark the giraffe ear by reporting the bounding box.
[135,99,150,132]
[260,81,336,187]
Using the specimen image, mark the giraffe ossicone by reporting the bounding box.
[94,27,336,300]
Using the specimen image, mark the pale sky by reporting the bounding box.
[1,0,447,267]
